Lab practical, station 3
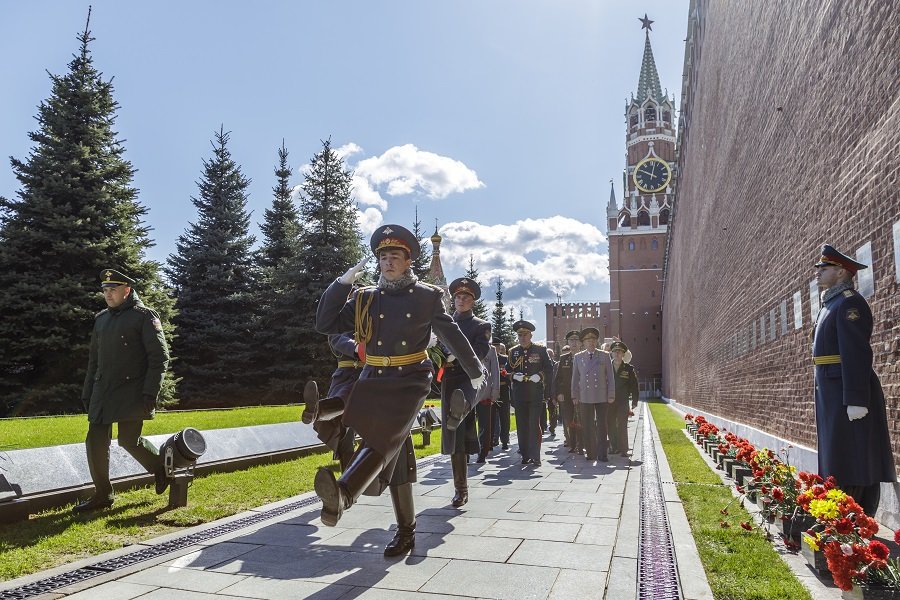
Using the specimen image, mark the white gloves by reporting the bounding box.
[528,374,541,383]
[512,373,525,382]
[338,256,369,285]
[446,354,456,363]
[847,406,869,421]
[471,374,485,390]
[427,333,438,349]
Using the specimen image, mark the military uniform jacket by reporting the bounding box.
[813,286,896,486]
[316,278,483,460]
[440,310,492,452]
[327,332,363,401]
[571,350,615,404]
[82,291,169,425]
[554,351,575,401]
[613,361,639,405]
[507,343,554,404]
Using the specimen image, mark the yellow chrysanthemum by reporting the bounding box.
[808,499,840,521]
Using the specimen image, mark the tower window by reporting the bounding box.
[659,208,670,225]
[628,241,635,251]
[651,239,658,250]
[637,210,651,226]
[663,111,671,123]
[644,105,656,122]
[619,213,631,227]
[630,114,639,128]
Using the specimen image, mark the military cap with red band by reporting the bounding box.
[369,224,420,261]
[814,244,867,275]
[449,277,481,300]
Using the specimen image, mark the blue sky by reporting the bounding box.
[1,1,688,338]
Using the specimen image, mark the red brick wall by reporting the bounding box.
[663,1,900,453]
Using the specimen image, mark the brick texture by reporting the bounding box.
[663,1,900,454]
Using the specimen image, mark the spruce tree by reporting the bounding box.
[492,278,516,348]
[294,138,363,386]
[410,206,431,279]
[464,255,489,319]
[166,127,259,407]
[253,141,306,401]
[0,13,175,416]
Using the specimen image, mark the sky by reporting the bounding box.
[1,1,689,339]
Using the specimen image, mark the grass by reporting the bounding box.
[1,405,311,450]
[649,401,812,600]
[0,403,516,582]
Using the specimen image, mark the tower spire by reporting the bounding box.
[635,16,663,103]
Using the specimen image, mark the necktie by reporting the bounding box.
[589,353,593,360]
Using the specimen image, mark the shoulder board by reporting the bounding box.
[531,342,545,348]
[842,290,854,298]
[95,308,109,317]
[418,281,444,294]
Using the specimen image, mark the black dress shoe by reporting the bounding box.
[502,444,509,450]
[315,467,347,526]
[301,380,319,424]
[72,496,114,514]
[568,447,577,453]
[599,456,608,462]
[521,458,529,465]
[384,529,415,557]
[444,389,467,431]
[155,471,171,495]
[476,453,486,463]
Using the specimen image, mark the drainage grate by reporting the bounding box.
[0,454,448,600]
[637,407,682,600]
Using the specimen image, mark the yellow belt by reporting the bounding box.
[337,360,362,369]
[813,355,841,365]
[365,350,428,367]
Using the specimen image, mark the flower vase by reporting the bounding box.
[842,584,900,600]
[722,457,736,476]
[801,539,830,575]
[778,512,817,545]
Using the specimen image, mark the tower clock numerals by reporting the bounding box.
[633,157,672,193]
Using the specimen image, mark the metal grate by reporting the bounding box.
[0,453,448,599]
[637,407,682,600]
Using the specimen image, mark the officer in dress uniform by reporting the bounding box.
[571,327,616,461]
[440,277,492,506]
[301,331,363,471]
[554,330,582,453]
[508,320,554,465]
[75,269,170,513]
[315,225,485,556]
[608,340,639,456]
[812,244,895,516]
[493,340,513,450]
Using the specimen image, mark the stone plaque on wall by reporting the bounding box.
[893,220,900,283]
[856,242,874,298]
[780,301,788,336]
[793,291,803,330]
[809,279,820,323]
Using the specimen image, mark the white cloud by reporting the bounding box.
[438,216,609,303]
[354,144,484,200]
[351,174,388,211]
[335,142,363,160]
[357,207,383,237]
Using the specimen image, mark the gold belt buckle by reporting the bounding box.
[382,356,392,367]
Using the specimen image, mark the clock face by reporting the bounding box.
[633,157,672,193]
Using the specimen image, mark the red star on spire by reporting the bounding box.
[639,14,654,31]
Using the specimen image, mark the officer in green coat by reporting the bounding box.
[74,269,170,513]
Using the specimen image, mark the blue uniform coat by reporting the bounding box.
[440,310,491,454]
[813,287,895,487]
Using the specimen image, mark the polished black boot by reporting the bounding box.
[301,380,318,424]
[450,453,468,507]
[315,446,385,526]
[384,483,416,557]
[302,383,345,425]
[444,389,467,432]
[72,495,114,513]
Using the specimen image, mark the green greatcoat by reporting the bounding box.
[81,290,169,425]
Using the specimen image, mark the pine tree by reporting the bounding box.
[0,12,175,416]
[464,255,489,319]
[410,206,431,279]
[492,278,516,348]
[294,138,364,386]
[166,127,259,407]
[253,141,306,401]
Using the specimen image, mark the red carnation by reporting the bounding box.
[740,521,753,531]
[869,540,890,561]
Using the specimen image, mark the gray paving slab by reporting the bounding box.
[63,581,158,600]
[421,559,558,600]
[120,565,248,593]
[220,575,353,600]
[509,539,613,571]
[548,568,608,600]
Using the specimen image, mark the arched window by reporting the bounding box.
[651,239,659,250]
[659,208,670,225]
[637,210,651,226]
[628,241,635,251]
[662,111,671,124]
[630,113,639,128]
[644,105,656,123]
[619,213,631,227]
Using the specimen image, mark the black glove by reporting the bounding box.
[143,394,157,415]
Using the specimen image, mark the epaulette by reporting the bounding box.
[419,281,444,294]
[532,342,545,348]
[95,308,109,317]
[842,290,854,298]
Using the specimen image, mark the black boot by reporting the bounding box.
[303,382,345,425]
[72,495,114,513]
[444,389,467,432]
[315,446,385,526]
[384,483,416,557]
[450,453,468,507]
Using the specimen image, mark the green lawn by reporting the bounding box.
[648,402,812,600]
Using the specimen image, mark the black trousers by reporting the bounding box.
[497,392,511,445]
[577,403,609,460]
[607,400,629,454]
[476,402,500,451]
[558,398,578,448]
[514,400,543,462]
[86,420,160,499]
